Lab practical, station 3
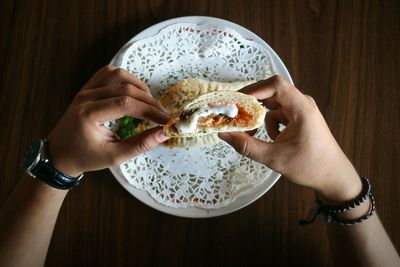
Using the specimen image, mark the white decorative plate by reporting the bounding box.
[109,16,293,218]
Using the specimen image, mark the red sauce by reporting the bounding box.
[197,104,253,127]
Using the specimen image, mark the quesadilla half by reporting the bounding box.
[160,78,256,114]
[159,78,258,146]
[164,91,266,137]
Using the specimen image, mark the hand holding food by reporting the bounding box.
[46,65,170,177]
[219,75,362,203]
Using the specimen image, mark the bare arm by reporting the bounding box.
[0,65,170,267]
[328,213,399,266]
[323,173,400,267]
[220,76,400,267]
[0,177,67,267]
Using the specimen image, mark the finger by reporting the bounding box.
[83,65,118,89]
[241,81,279,110]
[245,129,258,136]
[81,84,167,113]
[85,96,170,124]
[240,77,279,98]
[240,75,303,114]
[112,127,170,161]
[89,68,151,94]
[265,109,288,140]
[219,131,273,163]
[261,98,280,110]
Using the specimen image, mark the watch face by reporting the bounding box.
[21,139,42,170]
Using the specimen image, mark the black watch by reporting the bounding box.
[21,138,83,190]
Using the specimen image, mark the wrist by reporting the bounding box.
[47,142,82,177]
[314,166,362,205]
[50,158,82,177]
[335,198,372,221]
[300,176,375,225]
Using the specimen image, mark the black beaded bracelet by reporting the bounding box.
[299,176,376,226]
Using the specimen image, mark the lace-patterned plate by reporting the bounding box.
[109,16,293,218]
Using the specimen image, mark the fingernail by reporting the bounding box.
[159,105,169,114]
[161,112,171,123]
[218,132,232,143]
[156,130,170,142]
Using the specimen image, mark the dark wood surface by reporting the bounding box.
[1,1,399,266]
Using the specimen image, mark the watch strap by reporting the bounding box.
[31,160,82,190]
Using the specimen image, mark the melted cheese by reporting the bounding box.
[175,104,238,134]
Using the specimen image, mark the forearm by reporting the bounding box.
[0,175,67,267]
[221,76,400,266]
[316,167,400,267]
[328,213,400,267]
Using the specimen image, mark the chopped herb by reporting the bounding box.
[116,116,142,139]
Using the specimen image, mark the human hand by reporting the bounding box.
[47,65,170,177]
[219,76,362,203]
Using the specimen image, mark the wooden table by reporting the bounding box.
[1,1,399,266]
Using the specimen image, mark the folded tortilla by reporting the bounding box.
[160,78,256,114]
[159,79,258,146]
[164,91,266,137]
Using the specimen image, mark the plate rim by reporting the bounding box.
[109,16,293,218]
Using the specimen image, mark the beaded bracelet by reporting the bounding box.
[299,176,376,226]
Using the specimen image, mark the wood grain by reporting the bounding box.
[0,0,399,266]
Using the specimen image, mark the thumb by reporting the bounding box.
[219,131,274,165]
[115,127,169,159]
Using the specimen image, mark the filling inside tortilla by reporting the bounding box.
[174,103,253,134]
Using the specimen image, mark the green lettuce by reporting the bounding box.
[116,116,142,139]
